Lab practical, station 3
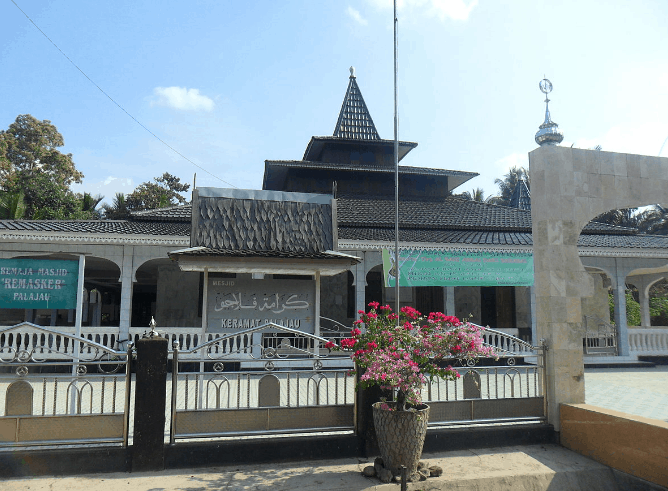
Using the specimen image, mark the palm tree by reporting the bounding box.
[459,187,494,203]
[638,205,668,235]
[488,166,530,206]
[102,193,130,220]
[592,208,640,229]
[80,192,104,219]
[0,190,27,219]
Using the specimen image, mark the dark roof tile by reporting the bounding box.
[0,220,190,236]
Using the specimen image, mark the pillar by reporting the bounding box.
[354,252,367,317]
[444,286,455,316]
[530,285,537,345]
[613,275,630,357]
[119,248,134,342]
[132,335,168,471]
[638,283,651,329]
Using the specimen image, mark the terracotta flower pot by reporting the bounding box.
[372,401,430,476]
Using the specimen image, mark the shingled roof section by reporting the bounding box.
[335,195,637,235]
[338,226,668,249]
[333,69,380,140]
[0,220,190,236]
[168,247,357,261]
[131,204,193,221]
[192,188,334,253]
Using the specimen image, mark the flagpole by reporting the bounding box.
[393,0,400,322]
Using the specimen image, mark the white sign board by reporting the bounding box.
[207,277,314,333]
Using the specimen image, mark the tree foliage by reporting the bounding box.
[488,166,529,207]
[0,190,26,219]
[124,172,190,211]
[458,187,491,203]
[101,193,130,220]
[0,114,93,219]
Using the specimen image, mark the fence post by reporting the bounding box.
[132,334,168,472]
[355,364,382,457]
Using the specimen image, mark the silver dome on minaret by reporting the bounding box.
[535,78,564,146]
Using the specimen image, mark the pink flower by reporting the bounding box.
[340,338,356,349]
[351,328,361,337]
[368,301,380,310]
[325,341,335,349]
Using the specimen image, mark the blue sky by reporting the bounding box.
[2,0,668,204]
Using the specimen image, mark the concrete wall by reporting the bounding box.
[560,403,668,488]
[530,146,668,430]
[155,264,201,327]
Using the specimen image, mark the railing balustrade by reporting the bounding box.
[628,328,668,355]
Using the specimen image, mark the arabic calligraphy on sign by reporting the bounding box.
[214,292,310,313]
[207,277,315,334]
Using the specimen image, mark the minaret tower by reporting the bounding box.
[535,77,564,146]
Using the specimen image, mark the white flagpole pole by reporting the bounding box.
[393,0,400,322]
[70,254,85,413]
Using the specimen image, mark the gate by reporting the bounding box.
[169,323,355,443]
[425,328,547,425]
[0,323,132,447]
[584,315,618,355]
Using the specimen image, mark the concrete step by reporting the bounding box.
[4,444,666,491]
[584,355,656,368]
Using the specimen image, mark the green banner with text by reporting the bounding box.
[382,249,534,287]
[0,259,79,309]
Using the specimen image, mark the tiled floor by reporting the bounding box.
[584,366,668,422]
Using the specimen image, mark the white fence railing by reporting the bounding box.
[6,323,668,361]
[628,328,668,355]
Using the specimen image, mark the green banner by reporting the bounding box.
[0,259,79,309]
[382,249,534,287]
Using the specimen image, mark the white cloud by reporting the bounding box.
[494,152,529,175]
[367,0,478,21]
[346,6,368,25]
[151,86,215,112]
[72,177,136,205]
[572,122,668,157]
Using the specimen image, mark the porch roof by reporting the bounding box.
[168,247,360,276]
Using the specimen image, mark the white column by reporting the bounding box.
[530,285,537,346]
[354,253,367,318]
[613,275,630,356]
[638,280,651,329]
[444,286,455,316]
[201,268,209,338]
[315,270,321,338]
[119,248,134,342]
[71,254,85,413]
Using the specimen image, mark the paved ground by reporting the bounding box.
[584,365,668,422]
[1,444,638,491]
[2,367,668,489]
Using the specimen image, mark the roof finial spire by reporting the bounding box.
[333,68,380,140]
[535,77,564,146]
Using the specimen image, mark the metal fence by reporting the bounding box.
[168,323,355,443]
[0,324,132,447]
[584,316,618,355]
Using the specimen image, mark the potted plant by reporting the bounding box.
[327,302,494,479]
